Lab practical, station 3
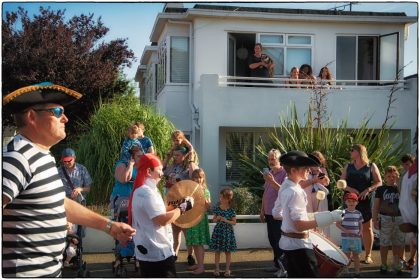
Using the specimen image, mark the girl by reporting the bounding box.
[186,169,211,275]
[317,66,334,86]
[209,188,237,277]
[120,122,154,162]
[164,130,197,167]
[287,66,300,88]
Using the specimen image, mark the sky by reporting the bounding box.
[2,1,418,83]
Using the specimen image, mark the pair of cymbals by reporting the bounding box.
[165,180,206,228]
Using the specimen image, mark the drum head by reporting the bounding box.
[165,180,206,228]
[309,231,349,266]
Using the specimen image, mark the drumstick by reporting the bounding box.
[189,183,200,197]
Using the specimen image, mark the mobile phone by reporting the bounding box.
[262,168,270,175]
[318,172,325,179]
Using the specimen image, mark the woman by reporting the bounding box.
[340,144,382,264]
[299,64,316,88]
[317,66,334,87]
[300,151,331,237]
[110,145,143,269]
[248,43,275,83]
[163,145,198,265]
[287,66,300,88]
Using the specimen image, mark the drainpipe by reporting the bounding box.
[168,20,199,147]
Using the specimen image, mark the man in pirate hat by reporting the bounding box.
[2,82,136,277]
[272,150,344,277]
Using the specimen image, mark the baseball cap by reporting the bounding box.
[62,148,76,161]
[344,192,359,201]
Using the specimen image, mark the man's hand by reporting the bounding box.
[71,187,83,199]
[109,221,136,246]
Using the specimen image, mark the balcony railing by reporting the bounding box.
[219,76,407,91]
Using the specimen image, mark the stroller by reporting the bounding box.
[111,196,138,277]
[62,223,90,277]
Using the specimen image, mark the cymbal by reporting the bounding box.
[165,180,206,228]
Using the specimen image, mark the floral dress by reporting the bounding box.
[186,188,211,246]
[209,206,237,252]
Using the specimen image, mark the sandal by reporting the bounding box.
[213,270,220,277]
[407,258,415,270]
[224,270,231,277]
[192,266,205,275]
[363,256,373,264]
[188,264,199,271]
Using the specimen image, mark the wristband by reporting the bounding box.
[104,219,113,233]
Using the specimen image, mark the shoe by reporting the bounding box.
[213,269,220,277]
[363,256,373,264]
[407,258,415,270]
[264,266,279,273]
[274,269,288,277]
[393,264,402,275]
[354,272,361,277]
[187,254,196,266]
[379,264,388,274]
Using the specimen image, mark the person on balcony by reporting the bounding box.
[340,144,382,265]
[317,66,334,88]
[259,149,287,276]
[286,66,300,88]
[248,43,275,84]
[299,64,316,88]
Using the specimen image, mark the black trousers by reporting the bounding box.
[265,215,283,268]
[139,256,177,277]
[284,248,319,277]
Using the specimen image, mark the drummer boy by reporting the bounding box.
[273,151,343,277]
[335,192,363,277]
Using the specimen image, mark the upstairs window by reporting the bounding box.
[157,38,167,92]
[170,36,189,83]
[259,33,313,76]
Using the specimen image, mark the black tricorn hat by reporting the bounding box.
[280,150,320,167]
[3,82,83,113]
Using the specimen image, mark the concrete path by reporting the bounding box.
[63,248,416,278]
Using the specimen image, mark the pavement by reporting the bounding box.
[62,248,417,278]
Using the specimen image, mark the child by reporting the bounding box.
[120,122,154,162]
[186,169,211,275]
[165,130,196,164]
[372,166,405,274]
[272,150,343,277]
[64,222,79,267]
[336,192,363,277]
[209,188,237,277]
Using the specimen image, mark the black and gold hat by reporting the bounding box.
[3,82,82,113]
[280,150,320,167]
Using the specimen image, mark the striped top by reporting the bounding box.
[341,209,363,238]
[2,135,67,277]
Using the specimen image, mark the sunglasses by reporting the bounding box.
[33,107,64,118]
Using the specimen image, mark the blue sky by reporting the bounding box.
[2,2,418,81]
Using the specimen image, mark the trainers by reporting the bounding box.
[393,264,402,275]
[274,269,287,277]
[187,254,196,266]
[379,264,388,274]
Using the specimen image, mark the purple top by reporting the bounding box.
[263,167,287,215]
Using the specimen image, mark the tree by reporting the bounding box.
[2,6,135,131]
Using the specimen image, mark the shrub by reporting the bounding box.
[237,104,404,210]
[232,187,260,215]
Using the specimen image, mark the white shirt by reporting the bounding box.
[132,178,174,262]
[277,178,313,250]
[399,171,418,226]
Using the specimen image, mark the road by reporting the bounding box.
[62,248,416,278]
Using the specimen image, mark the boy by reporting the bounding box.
[336,192,363,277]
[272,150,343,277]
[373,166,405,274]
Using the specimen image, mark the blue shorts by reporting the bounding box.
[341,237,362,254]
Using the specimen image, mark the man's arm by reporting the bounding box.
[64,198,135,244]
[3,194,11,208]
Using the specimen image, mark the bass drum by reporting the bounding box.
[309,230,349,277]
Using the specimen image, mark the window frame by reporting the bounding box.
[169,36,190,84]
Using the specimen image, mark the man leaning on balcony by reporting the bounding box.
[260,149,287,276]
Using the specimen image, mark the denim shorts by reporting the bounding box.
[341,237,362,254]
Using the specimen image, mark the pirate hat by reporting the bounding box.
[3,82,82,113]
[280,150,320,167]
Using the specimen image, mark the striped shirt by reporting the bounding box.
[341,209,363,238]
[2,135,67,277]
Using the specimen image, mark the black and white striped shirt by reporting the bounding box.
[3,135,67,277]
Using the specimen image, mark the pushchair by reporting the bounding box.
[62,223,90,277]
[111,196,138,277]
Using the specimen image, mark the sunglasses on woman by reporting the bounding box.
[33,107,65,118]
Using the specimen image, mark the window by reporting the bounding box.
[259,33,313,76]
[336,35,379,81]
[157,38,167,92]
[225,131,269,181]
[170,37,189,83]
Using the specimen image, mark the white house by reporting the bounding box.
[135,3,418,197]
